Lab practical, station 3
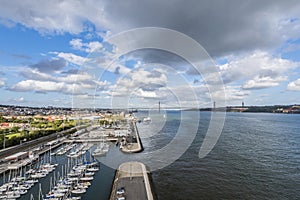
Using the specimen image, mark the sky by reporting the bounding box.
[0,0,299,109]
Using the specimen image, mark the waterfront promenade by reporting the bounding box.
[110,162,154,200]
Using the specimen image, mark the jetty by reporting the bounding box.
[110,162,155,200]
[120,122,143,153]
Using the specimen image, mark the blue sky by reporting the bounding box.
[0,1,299,108]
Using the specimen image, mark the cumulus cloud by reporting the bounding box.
[10,80,68,94]
[210,86,250,104]
[29,58,66,73]
[1,1,300,107]
[134,88,157,98]
[219,51,298,88]
[287,78,300,91]
[1,1,300,57]
[0,0,109,34]
[242,76,287,90]
[9,79,107,95]
[105,63,131,75]
[54,52,89,66]
[111,68,167,97]
[69,39,103,53]
[11,68,110,95]
[21,68,55,81]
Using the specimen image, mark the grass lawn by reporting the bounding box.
[6,132,22,139]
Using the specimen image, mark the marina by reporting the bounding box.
[0,112,148,200]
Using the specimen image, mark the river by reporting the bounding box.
[13,111,300,200]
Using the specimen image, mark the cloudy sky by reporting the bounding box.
[0,0,299,108]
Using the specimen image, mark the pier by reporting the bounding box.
[110,162,155,200]
[121,122,143,153]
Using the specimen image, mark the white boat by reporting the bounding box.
[24,179,38,184]
[92,142,110,156]
[25,169,36,175]
[71,188,86,194]
[84,172,94,176]
[53,188,69,193]
[143,117,151,122]
[77,183,89,189]
[80,176,93,181]
[31,172,47,178]
[86,162,99,167]
[11,176,26,182]
[5,191,20,199]
[0,195,8,199]
[16,189,27,195]
[86,167,99,172]
[92,148,105,156]
[46,191,65,198]
[0,185,8,192]
[67,177,78,182]
[65,197,81,200]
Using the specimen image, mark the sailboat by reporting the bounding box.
[92,143,109,156]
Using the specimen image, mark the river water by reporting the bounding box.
[14,111,300,200]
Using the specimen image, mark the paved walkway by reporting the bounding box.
[121,122,143,153]
[110,162,154,200]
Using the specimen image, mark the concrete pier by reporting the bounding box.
[110,162,155,200]
[121,122,143,153]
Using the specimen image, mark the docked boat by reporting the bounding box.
[143,117,151,122]
[80,176,93,181]
[71,188,86,194]
[92,148,105,156]
[86,167,99,172]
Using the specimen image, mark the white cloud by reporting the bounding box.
[0,1,109,34]
[12,69,110,95]
[21,68,97,84]
[0,79,5,87]
[209,86,250,104]
[220,51,298,84]
[242,76,287,90]
[21,68,55,81]
[29,58,66,73]
[11,80,67,93]
[69,39,103,53]
[55,52,89,66]
[10,79,97,95]
[287,78,300,91]
[134,88,157,98]
[1,1,300,57]
[111,68,167,97]
[69,39,83,50]
[87,41,103,52]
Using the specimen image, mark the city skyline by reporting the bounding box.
[0,1,299,108]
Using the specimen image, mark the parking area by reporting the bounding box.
[113,177,147,200]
